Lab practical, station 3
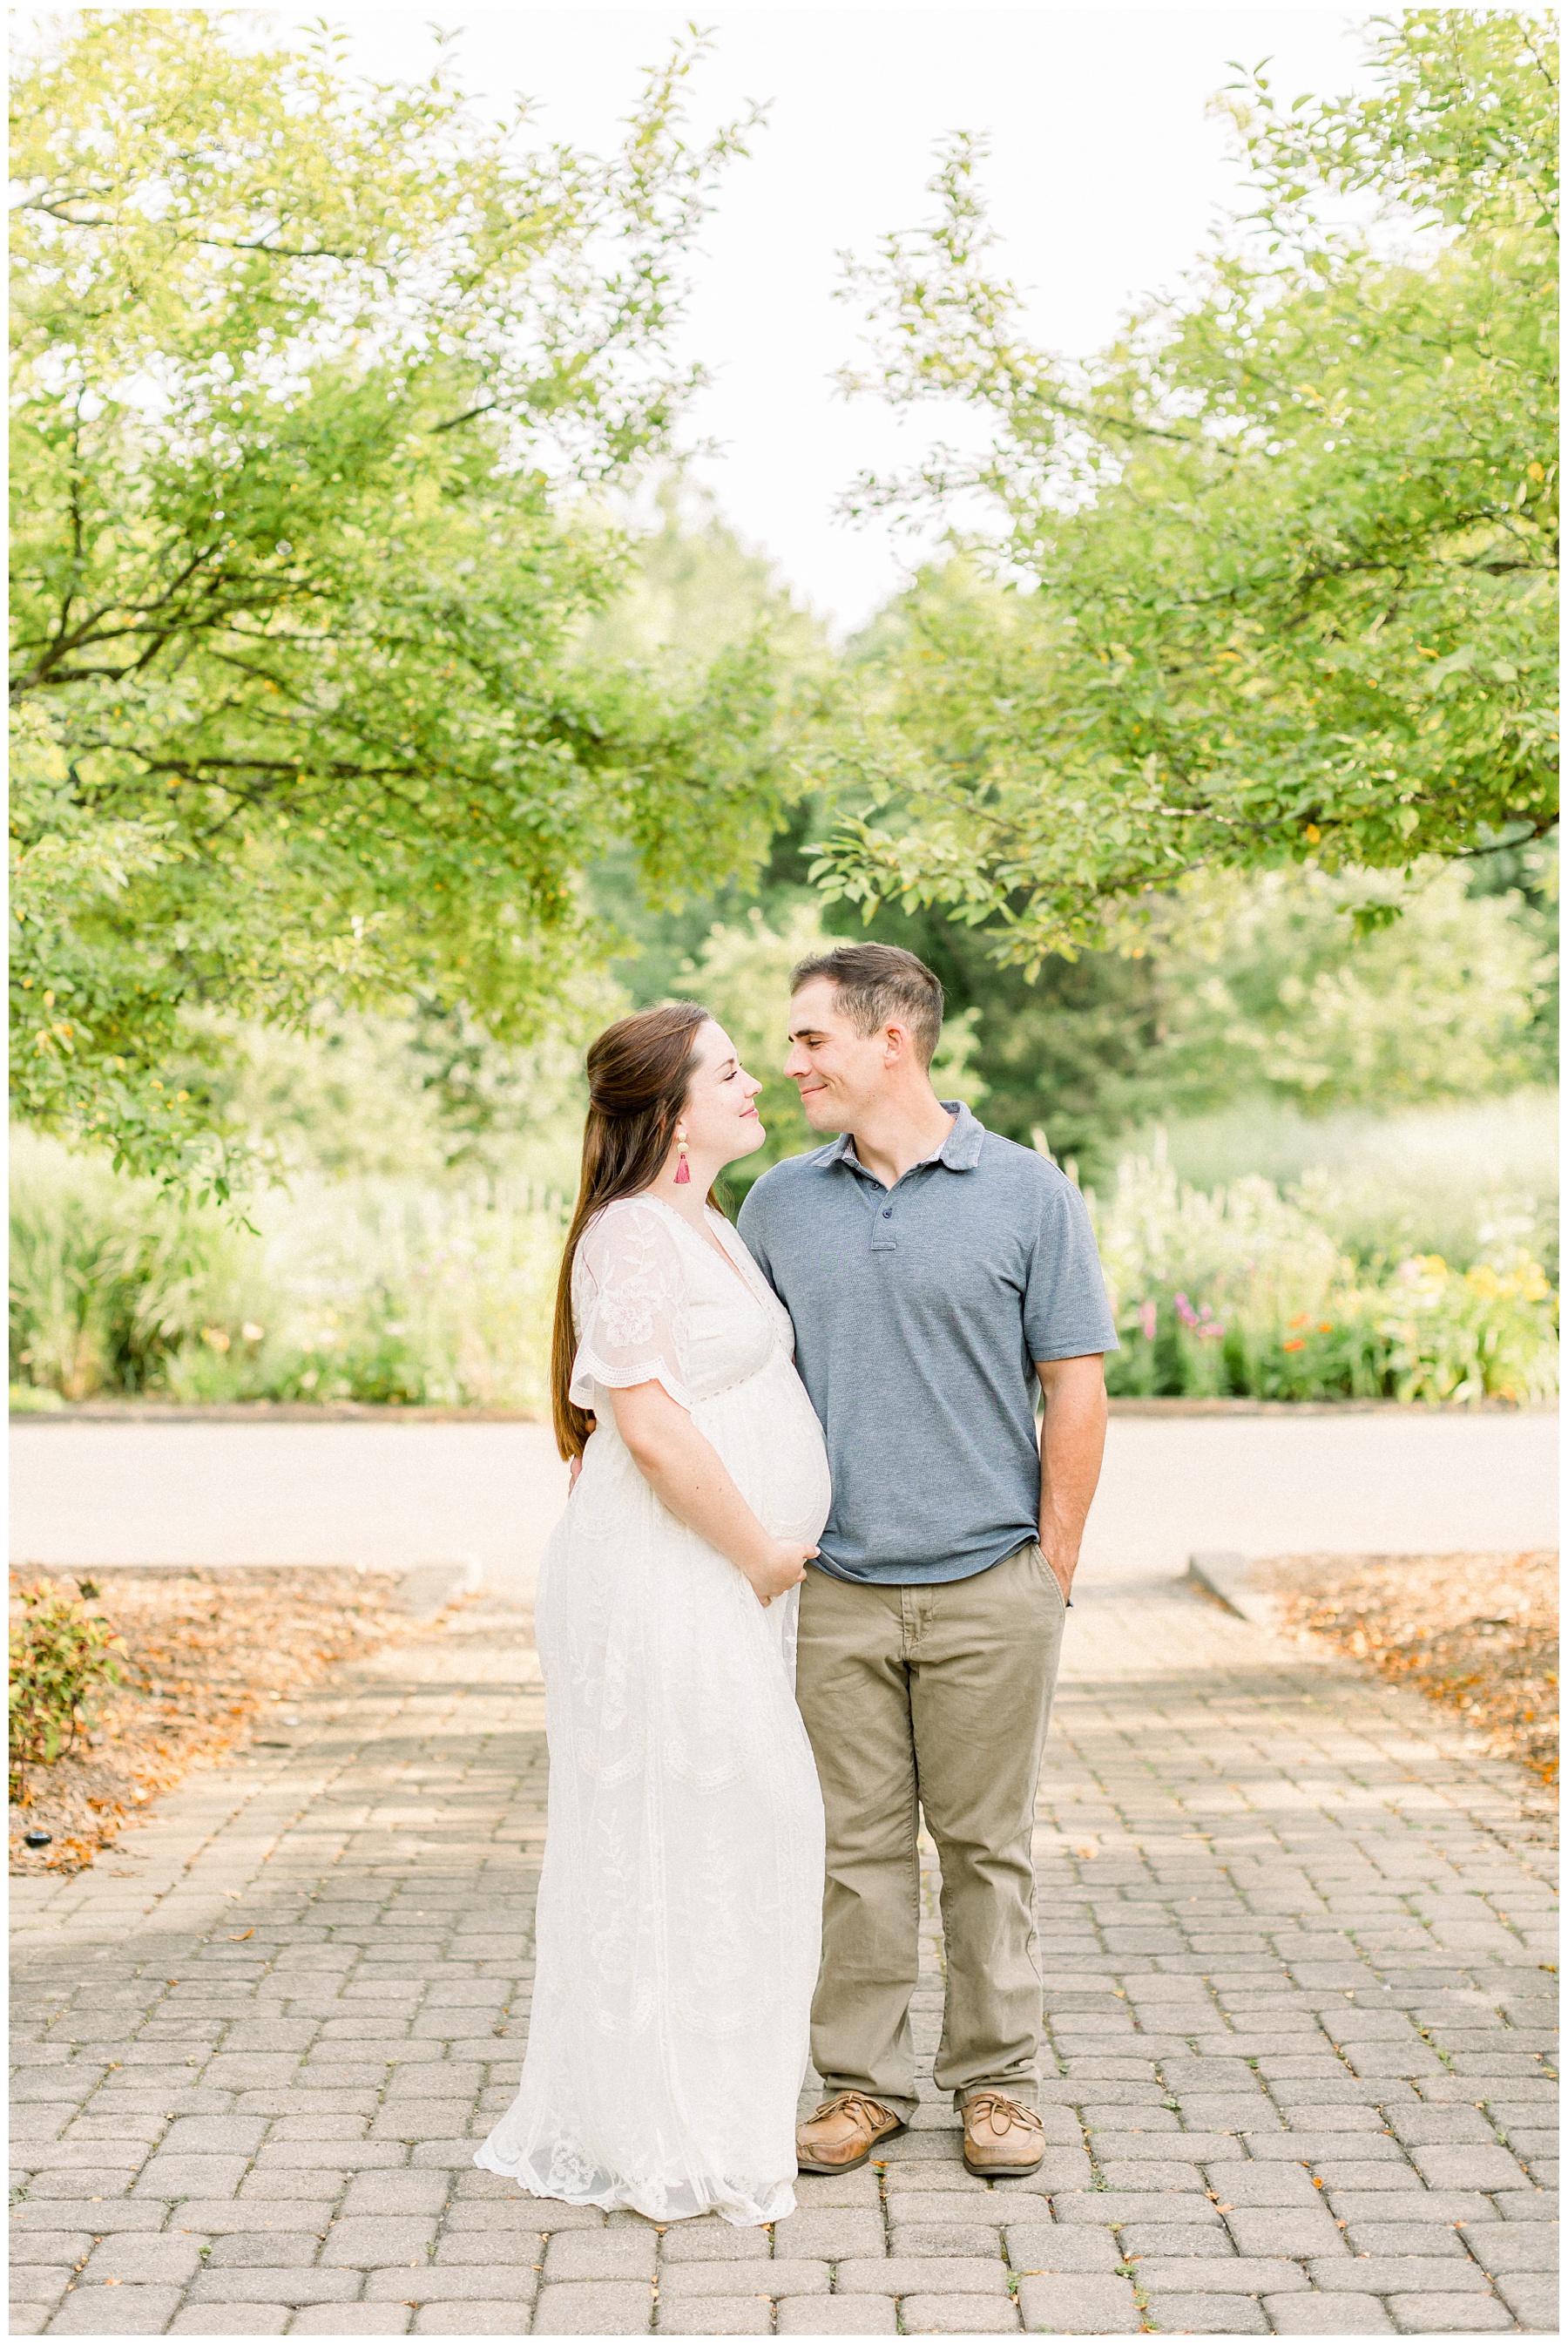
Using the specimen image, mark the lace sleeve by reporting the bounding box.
[570,1202,693,1412]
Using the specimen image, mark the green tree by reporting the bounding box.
[816,12,1558,962]
[1146,859,1556,1113]
[10,12,782,1189]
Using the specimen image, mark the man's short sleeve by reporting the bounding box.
[1024,1175,1119,1361]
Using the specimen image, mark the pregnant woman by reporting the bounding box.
[476,1001,830,2225]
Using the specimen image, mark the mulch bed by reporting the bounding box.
[9,1567,430,1875]
[1261,1549,1559,1787]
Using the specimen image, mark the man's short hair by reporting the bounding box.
[790,942,944,1067]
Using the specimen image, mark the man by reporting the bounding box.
[738,942,1118,2179]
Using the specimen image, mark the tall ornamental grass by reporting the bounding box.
[10,1131,565,1411]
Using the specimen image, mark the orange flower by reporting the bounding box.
[1288,1311,1309,1328]
[1317,1321,1333,1333]
[1282,1338,1306,1352]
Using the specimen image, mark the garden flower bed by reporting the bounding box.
[8,1567,435,1873]
[1263,1548,1558,1788]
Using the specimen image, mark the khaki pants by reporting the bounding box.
[795,1542,1067,2118]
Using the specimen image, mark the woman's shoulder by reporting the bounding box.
[578,1195,686,1271]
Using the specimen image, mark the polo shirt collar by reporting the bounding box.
[821,1101,986,1175]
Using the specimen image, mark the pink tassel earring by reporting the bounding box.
[674,1123,692,1184]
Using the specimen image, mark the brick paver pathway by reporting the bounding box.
[10,1575,1558,2336]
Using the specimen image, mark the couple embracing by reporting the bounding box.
[477,943,1117,2223]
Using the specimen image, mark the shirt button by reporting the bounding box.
[881,1208,892,1219]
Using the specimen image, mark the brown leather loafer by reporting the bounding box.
[795,2090,906,2174]
[963,2091,1045,2177]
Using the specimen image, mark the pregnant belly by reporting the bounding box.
[694,1353,831,1547]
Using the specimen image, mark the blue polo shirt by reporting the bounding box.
[737,1103,1119,1585]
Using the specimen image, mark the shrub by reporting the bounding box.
[10,1121,1557,1412]
[10,1579,127,1796]
[9,1129,267,1398]
[9,1132,568,1411]
[1091,1138,1558,1405]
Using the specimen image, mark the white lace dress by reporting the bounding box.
[476,1196,830,2226]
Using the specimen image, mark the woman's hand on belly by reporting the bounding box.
[746,1537,818,1609]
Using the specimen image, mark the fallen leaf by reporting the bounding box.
[227,1928,254,1941]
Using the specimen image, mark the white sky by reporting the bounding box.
[330,4,1382,632]
[38,3,1383,632]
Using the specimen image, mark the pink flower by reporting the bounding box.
[1139,1301,1157,1342]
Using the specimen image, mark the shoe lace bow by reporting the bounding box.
[811,2090,897,2130]
[965,2092,1043,2137]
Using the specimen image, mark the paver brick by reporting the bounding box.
[834,2259,1011,2298]
[1315,2256,1495,2293]
[1116,2223,1237,2258]
[338,2173,449,2217]
[1051,2190,1220,2225]
[1202,2161,1323,2207]
[169,2309,290,2334]
[131,2152,250,2198]
[1331,2191,1494,2225]
[8,2269,71,2313]
[9,2234,93,2268]
[897,2296,1022,2334]
[298,2308,418,2335]
[1265,2295,1396,2334]
[1492,2188,1557,2219]
[1389,2107,1499,2145]
[1493,2272,1559,2328]
[39,2284,186,2334]
[78,2236,206,2285]
[1344,2221,1472,2257]
[318,2214,439,2266]
[1385,2293,1513,2332]
[775,2300,896,2334]
[432,2232,545,2266]
[767,2209,886,2257]
[1141,2295,1268,2334]
[158,2116,268,2154]
[888,2220,1013,2257]
[207,2233,340,2267]
[1130,2257,1311,2293]
[1093,2158,1203,2191]
[159,2198,340,2234]
[542,2227,656,2281]
[1016,2273,1139,2333]
[1459,2224,1560,2273]
[653,2298,771,2334]
[1409,2145,1532,2190]
[365,2269,543,2303]
[24,2171,140,2200]
[187,2268,363,2305]
[529,2279,652,2332]
[656,2217,769,2261]
[1087,2131,1234,2160]
[1314,2159,1423,2191]
[443,2201,599,2233]
[1004,2225,1121,2273]
[659,2259,828,2297]
[883,2191,1007,2225]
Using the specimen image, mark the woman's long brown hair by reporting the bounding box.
[551,1000,717,1461]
